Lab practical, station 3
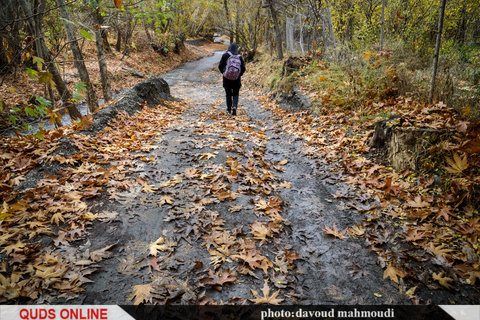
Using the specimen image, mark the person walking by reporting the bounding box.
[218,43,246,116]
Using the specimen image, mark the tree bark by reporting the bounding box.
[266,0,283,59]
[0,36,9,74]
[223,0,234,43]
[115,13,122,52]
[380,0,385,51]
[18,0,82,120]
[322,0,336,48]
[85,0,112,101]
[94,26,111,102]
[57,0,98,113]
[429,0,447,103]
[234,0,240,43]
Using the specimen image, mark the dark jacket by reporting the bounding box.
[219,46,246,89]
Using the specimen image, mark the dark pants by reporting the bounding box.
[225,86,240,110]
[223,77,241,111]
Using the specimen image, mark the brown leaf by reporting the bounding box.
[383,264,406,284]
[250,221,272,242]
[249,280,284,305]
[232,250,264,270]
[113,0,124,9]
[407,195,430,208]
[200,269,237,290]
[432,272,453,290]
[148,257,161,272]
[284,249,299,264]
[228,204,243,212]
[321,224,347,240]
[90,244,115,262]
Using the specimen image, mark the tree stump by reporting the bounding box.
[369,117,447,171]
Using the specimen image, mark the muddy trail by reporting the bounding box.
[7,51,477,306]
[47,52,409,305]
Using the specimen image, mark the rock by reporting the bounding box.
[121,67,144,78]
[86,76,173,135]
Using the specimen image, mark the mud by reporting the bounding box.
[45,51,477,305]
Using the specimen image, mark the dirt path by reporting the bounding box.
[41,52,415,305]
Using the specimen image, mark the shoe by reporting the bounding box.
[232,108,237,116]
[227,107,231,114]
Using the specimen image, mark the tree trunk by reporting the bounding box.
[266,0,283,59]
[18,0,82,120]
[144,22,153,44]
[90,1,112,53]
[83,0,111,101]
[0,36,9,74]
[0,0,22,74]
[380,0,385,51]
[223,0,234,43]
[234,0,240,43]
[115,13,122,52]
[122,13,136,55]
[57,0,98,113]
[429,0,447,103]
[94,27,111,102]
[322,0,336,48]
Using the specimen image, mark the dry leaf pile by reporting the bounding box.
[0,100,185,302]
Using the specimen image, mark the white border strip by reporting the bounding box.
[440,305,480,320]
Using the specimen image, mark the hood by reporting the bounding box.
[228,43,239,55]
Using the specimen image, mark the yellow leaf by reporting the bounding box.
[443,153,468,174]
[82,212,98,221]
[405,286,417,299]
[149,237,175,256]
[51,212,64,226]
[129,284,153,305]
[199,152,217,160]
[149,236,166,256]
[347,225,365,237]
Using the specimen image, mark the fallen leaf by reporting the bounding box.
[383,264,406,284]
[322,224,347,240]
[90,244,115,262]
[443,153,468,174]
[250,280,284,305]
[129,284,153,305]
[432,272,453,290]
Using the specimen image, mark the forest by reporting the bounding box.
[0,0,480,309]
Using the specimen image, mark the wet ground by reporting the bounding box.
[44,51,417,305]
